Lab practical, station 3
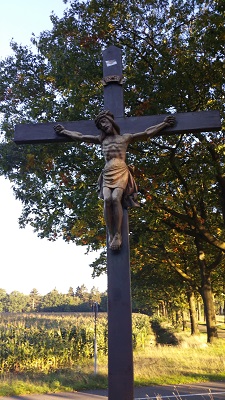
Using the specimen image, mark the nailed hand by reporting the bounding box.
[164,115,176,127]
[54,124,65,135]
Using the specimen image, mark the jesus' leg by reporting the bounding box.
[103,187,114,245]
[110,187,124,251]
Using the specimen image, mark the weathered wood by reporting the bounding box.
[14,120,97,144]
[107,210,133,400]
[103,45,124,118]
[14,110,221,144]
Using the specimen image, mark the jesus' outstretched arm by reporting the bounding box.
[129,115,176,142]
[54,124,101,144]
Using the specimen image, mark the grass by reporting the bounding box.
[0,362,108,396]
[134,333,225,386]
[0,330,225,396]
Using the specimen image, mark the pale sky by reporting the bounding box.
[0,0,107,295]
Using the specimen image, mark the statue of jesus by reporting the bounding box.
[54,110,175,251]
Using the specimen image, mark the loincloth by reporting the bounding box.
[102,158,129,189]
[98,158,140,208]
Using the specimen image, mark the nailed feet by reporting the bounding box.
[109,233,122,251]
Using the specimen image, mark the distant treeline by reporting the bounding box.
[0,285,107,313]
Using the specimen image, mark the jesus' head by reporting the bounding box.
[95,110,120,139]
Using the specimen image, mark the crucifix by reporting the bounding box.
[15,45,221,400]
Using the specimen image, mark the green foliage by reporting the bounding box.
[0,313,151,373]
[132,313,152,348]
[0,0,224,327]
[5,291,29,313]
[0,314,225,394]
[0,0,224,244]
[0,313,106,372]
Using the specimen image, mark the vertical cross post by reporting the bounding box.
[103,45,134,400]
[103,46,124,118]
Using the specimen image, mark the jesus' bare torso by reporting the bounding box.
[102,134,128,161]
[54,111,175,251]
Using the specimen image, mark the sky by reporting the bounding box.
[0,0,107,295]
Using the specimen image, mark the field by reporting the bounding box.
[0,313,225,396]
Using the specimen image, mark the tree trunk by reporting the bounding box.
[187,291,199,335]
[182,310,187,331]
[197,300,202,321]
[159,300,167,317]
[200,277,218,343]
[195,240,218,343]
[223,284,225,324]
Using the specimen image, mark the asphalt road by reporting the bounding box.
[1,382,225,400]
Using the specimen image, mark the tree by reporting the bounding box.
[0,289,8,312]
[29,288,40,311]
[41,288,64,311]
[75,284,89,302]
[0,0,224,340]
[89,286,101,304]
[67,286,75,297]
[128,126,225,341]
[6,291,28,312]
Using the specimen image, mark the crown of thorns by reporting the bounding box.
[95,110,120,134]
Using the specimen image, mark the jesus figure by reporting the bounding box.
[54,110,175,251]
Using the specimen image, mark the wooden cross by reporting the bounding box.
[14,45,221,400]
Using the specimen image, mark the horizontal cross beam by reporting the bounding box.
[14,110,221,144]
